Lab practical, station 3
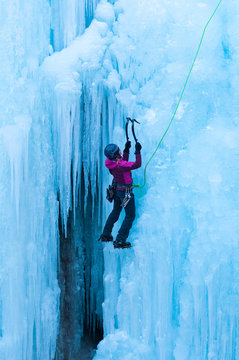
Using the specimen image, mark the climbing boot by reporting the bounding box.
[99,234,113,242]
[113,241,131,249]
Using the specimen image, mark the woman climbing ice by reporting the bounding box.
[99,140,142,248]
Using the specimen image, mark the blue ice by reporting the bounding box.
[1,0,239,359]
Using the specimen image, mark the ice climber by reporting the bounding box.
[99,140,142,248]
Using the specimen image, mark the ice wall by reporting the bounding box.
[50,0,101,51]
[1,0,239,358]
[0,1,60,359]
[93,0,239,359]
[41,1,125,357]
[0,0,110,359]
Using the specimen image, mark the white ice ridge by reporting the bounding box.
[42,4,125,234]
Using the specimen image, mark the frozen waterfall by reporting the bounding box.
[1,0,239,359]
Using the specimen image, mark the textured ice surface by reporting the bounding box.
[0,0,103,359]
[94,0,239,359]
[1,0,239,359]
[50,0,101,51]
[94,330,153,360]
[0,0,60,358]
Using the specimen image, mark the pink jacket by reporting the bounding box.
[105,151,142,185]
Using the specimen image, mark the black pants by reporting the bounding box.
[103,190,135,243]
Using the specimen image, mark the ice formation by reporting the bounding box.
[1,0,239,359]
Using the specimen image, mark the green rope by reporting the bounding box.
[134,0,223,192]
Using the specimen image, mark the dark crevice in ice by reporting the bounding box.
[55,165,103,360]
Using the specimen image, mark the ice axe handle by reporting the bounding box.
[126,118,130,141]
[132,123,137,143]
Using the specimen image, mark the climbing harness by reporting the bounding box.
[114,182,133,208]
[106,180,133,207]
[134,0,224,192]
[126,117,140,143]
[116,183,134,191]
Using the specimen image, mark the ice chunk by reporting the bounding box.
[95,0,115,27]
[94,331,153,360]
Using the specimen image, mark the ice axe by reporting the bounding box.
[126,117,140,143]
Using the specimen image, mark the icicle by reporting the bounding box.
[0,116,31,225]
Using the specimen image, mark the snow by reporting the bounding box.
[1,0,239,359]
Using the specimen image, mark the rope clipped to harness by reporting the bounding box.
[134,0,224,194]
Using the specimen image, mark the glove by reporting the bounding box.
[135,142,142,154]
[124,140,131,153]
